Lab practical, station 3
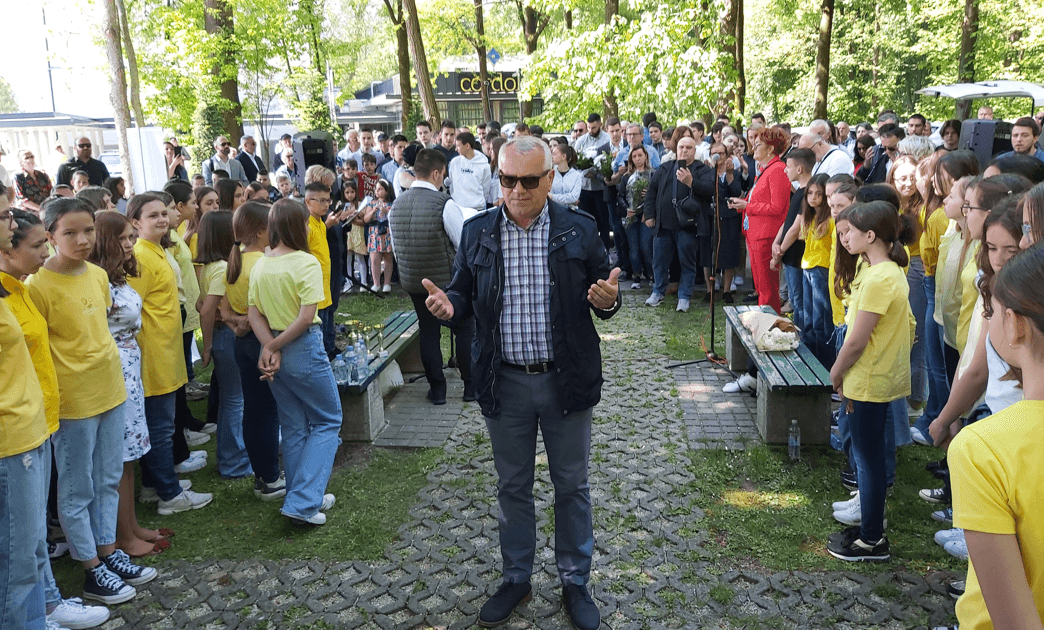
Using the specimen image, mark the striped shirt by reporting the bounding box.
[499,203,553,365]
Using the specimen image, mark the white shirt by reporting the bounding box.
[409,180,478,249]
[447,152,491,211]
[812,145,853,178]
[549,168,582,208]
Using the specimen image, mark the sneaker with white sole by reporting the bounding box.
[827,534,890,562]
[931,507,954,524]
[48,540,70,559]
[198,423,217,435]
[184,429,210,446]
[934,528,964,547]
[919,487,950,504]
[320,493,336,511]
[722,373,757,393]
[645,293,664,307]
[283,510,327,526]
[253,474,287,501]
[82,564,135,605]
[676,298,690,313]
[46,619,67,630]
[101,549,158,586]
[832,502,887,528]
[944,538,969,560]
[48,597,110,629]
[157,489,213,515]
[139,479,192,504]
[173,451,208,474]
[946,580,965,599]
[383,284,392,293]
[832,491,858,512]
[910,426,933,446]
[630,280,641,290]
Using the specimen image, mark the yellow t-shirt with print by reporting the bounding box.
[226,250,262,316]
[952,400,1044,630]
[0,300,49,458]
[128,239,188,397]
[920,208,950,276]
[801,218,834,270]
[956,248,980,354]
[1,273,59,432]
[26,264,126,419]
[842,260,914,403]
[168,229,200,332]
[248,251,324,331]
[307,214,333,310]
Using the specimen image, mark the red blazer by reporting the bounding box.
[742,156,790,242]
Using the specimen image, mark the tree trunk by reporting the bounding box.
[518,5,548,120]
[735,0,745,116]
[101,0,134,193]
[812,0,834,120]
[402,0,440,126]
[395,22,413,131]
[604,0,618,24]
[721,0,738,116]
[115,0,145,126]
[474,0,493,122]
[602,0,619,119]
[565,9,572,29]
[204,0,244,143]
[955,0,979,120]
[871,3,879,111]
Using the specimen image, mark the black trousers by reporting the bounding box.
[579,189,612,252]
[408,292,475,388]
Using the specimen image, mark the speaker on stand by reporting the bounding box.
[958,119,1013,170]
[292,131,336,193]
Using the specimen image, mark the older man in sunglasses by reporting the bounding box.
[202,135,249,185]
[55,137,110,187]
[423,136,620,630]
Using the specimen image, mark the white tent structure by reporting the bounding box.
[916,81,1044,109]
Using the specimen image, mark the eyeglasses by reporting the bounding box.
[500,171,549,190]
[78,143,91,148]
[306,197,332,205]
[961,203,987,214]
[220,142,230,147]
[1024,223,1034,236]
[0,210,14,223]
[22,154,34,160]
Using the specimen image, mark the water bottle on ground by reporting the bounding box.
[788,419,801,461]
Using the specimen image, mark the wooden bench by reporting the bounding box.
[723,305,833,445]
[337,310,423,442]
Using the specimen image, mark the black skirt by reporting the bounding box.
[702,215,743,270]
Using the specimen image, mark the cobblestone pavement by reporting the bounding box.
[93,294,957,629]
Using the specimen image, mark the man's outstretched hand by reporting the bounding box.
[588,267,621,310]
[422,278,454,320]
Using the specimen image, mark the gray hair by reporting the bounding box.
[808,119,830,138]
[500,136,552,171]
[897,135,935,161]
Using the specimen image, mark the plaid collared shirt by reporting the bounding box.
[499,203,554,365]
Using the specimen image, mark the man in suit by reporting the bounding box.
[237,136,266,183]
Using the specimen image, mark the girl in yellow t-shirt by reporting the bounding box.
[247,199,342,525]
[183,186,219,260]
[28,198,156,603]
[221,201,285,498]
[950,245,1044,630]
[827,201,916,563]
[799,174,836,369]
[194,210,252,479]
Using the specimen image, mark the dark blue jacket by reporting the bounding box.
[443,201,621,419]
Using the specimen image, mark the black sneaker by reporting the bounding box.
[83,563,136,605]
[101,549,158,586]
[827,525,861,546]
[840,467,858,491]
[478,581,532,627]
[254,474,287,501]
[827,535,890,562]
[742,291,759,303]
[722,292,734,304]
[919,487,950,504]
[947,580,965,599]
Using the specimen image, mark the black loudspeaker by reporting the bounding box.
[959,119,1013,170]
[292,131,336,191]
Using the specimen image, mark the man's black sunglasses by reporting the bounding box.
[500,171,549,190]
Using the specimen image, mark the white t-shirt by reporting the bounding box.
[812,146,853,178]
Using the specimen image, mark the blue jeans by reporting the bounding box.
[653,229,698,300]
[235,331,282,484]
[212,325,252,479]
[784,264,805,332]
[0,441,48,630]
[268,326,342,518]
[835,326,896,486]
[140,392,181,502]
[625,220,654,281]
[849,400,890,542]
[801,266,835,369]
[51,403,125,561]
[40,446,61,611]
[907,257,927,404]
[485,368,594,586]
[914,275,950,435]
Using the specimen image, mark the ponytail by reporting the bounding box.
[226,200,270,285]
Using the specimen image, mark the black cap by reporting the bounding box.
[377,132,389,141]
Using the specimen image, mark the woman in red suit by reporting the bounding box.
[728,127,790,313]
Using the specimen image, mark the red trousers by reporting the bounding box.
[747,237,781,314]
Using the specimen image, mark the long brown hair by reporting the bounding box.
[227,201,270,285]
[267,199,310,253]
[1023,181,1044,245]
[801,173,831,238]
[833,201,917,296]
[89,211,138,285]
[193,210,235,265]
[187,186,216,243]
[215,178,244,211]
[886,154,924,219]
[978,196,1025,318]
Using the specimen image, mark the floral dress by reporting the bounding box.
[108,282,150,462]
[366,200,392,253]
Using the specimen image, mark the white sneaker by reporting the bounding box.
[139,479,192,504]
[184,429,210,446]
[157,489,214,515]
[173,451,208,474]
[676,299,690,313]
[370,284,380,292]
[645,293,664,307]
[630,280,641,290]
[934,528,964,547]
[320,493,336,511]
[283,510,327,526]
[722,373,757,393]
[911,426,933,446]
[734,277,744,287]
[944,538,969,560]
[48,597,110,629]
[832,503,887,527]
[382,284,392,293]
[198,423,217,435]
[832,490,859,512]
[46,619,69,630]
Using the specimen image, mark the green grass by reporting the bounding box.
[651,295,730,360]
[682,443,964,574]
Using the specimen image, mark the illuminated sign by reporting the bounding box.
[457,73,519,94]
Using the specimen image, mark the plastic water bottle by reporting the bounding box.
[345,344,355,383]
[332,354,348,385]
[788,419,801,461]
[356,335,369,379]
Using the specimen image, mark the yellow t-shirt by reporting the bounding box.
[26,264,126,419]
[200,261,228,298]
[226,250,262,316]
[907,208,923,259]
[0,300,49,458]
[801,218,834,270]
[951,400,1044,630]
[935,226,965,348]
[956,249,980,354]
[128,239,188,397]
[842,260,914,402]
[1,273,59,432]
[920,208,950,276]
[828,234,845,326]
[307,214,333,310]
[177,222,199,261]
[168,229,201,332]
[248,250,324,331]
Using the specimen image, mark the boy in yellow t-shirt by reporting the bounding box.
[303,182,337,360]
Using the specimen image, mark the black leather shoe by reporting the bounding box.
[742,291,759,303]
[478,581,531,627]
[462,382,476,402]
[563,584,600,630]
[427,383,447,406]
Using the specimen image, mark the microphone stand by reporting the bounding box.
[707,161,722,361]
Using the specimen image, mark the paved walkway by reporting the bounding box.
[93,295,957,629]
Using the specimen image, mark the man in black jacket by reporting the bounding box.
[642,136,716,312]
[423,136,620,630]
[857,123,904,184]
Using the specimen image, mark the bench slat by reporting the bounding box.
[343,310,419,394]
[792,342,832,386]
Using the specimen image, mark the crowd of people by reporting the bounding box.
[3,103,1044,630]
